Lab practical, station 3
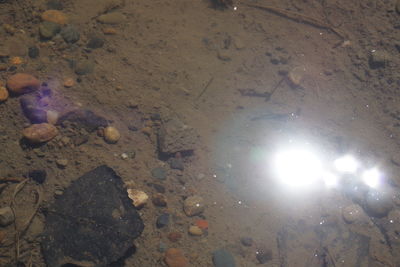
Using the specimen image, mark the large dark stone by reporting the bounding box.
[41,165,144,267]
[58,109,108,132]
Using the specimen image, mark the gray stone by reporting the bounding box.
[369,50,389,69]
[61,25,80,44]
[212,249,236,267]
[0,206,14,226]
[365,190,393,218]
[151,167,167,180]
[39,21,61,39]
[168,158,184,170]
[97,12,126,24]
[157,118,197,156]
[74,59,95,75]
[58,109,107,132]
[41,165,144,267]
[183,195,205,216]
[87,36,104,49]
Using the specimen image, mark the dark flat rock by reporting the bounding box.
[41,165,144,267]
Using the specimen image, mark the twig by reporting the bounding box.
[0,177,26,183]
[243,2,348,43]
[9,179,43,263]
[196,77,214,100]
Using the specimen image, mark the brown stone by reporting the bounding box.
[103,27,117,35]
[22,123,58,143]
[152,193,167,207]
[63,77,75,88]
[41,10,68,25]
[164,248,189,267]
[0,87,9,102]
[167,232,182,242]
[6,73,40,94]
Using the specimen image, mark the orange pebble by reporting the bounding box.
[63,77,75,88]
[103,27,117,35]
[10,56,23,65]
[0,87,9,102]
[195,219,209,230]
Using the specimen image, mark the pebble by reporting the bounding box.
[369,50,389,69]
[168,232,182,242]
[152,167,167,180]
[63,77,75,87]
[212,249,236,267]
[23,123,59,143]
[156,213,170,228]
[158,242,168,252]
[41,10,68,25]
[103,126,120,144]
[365,190,393,218]
[74,59,94,75]
[28,169,47,184]
[28,46,40,58]
[217,50,231,61]
[10,56,23,65]
[127,189,148,208]
[0,86,9,102]
[39,21,61,39]
[46,110,59,124]
[97,12,127,24]
[0,206,14,226]
[87,36,105,49]
[195,219,209,230]
[183,195,205,217]
[233,37,245,50]
[152,193,167,207]
[47,0,63,10]
[6,73,40,94]
[164,248,189,267]
[61,25,80,43]
[56,159,68,168]
[169,158,184,170]
[103,27,117,35]
[342,204,364,223]
[288,66,305,87]
[256,249,272,264]
[188,225,203,236]
[240,236,253,247]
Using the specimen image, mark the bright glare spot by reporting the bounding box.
[322,172,339,188]
[334,155,359,174]
[273,148,322,187]
[362,168,382,188]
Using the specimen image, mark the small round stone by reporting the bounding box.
[188,225,203,236]
[28,46,40,58]
[153,193,167,207]
[164,248,189,267]
[183,195,205,217]
[63,77,75,87]
[6,73,40,94]
[342,204,363,223]
[0,86,9,102]
[365,190,393,218]
[41,10,68,25]
[61,25,80,43]
[156,213,170,228]
[0,206,14,226]
[168,232,182,242]
[240,236,253,247]
[22,123,58,143]
[103,126,120,144]
[46,110,59,125]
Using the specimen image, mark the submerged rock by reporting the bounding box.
[212,249,236,267]
[41,165,144,266]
